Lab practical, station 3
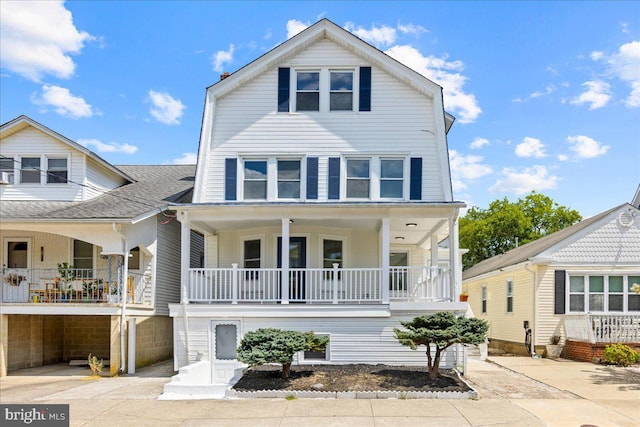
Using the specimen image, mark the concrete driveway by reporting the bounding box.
[1,357,638,426]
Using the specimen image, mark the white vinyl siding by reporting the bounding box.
[0,127,126,201]
[200,39,442,203]
[155,214,181,316]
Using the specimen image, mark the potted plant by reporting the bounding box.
[459,292,469,302]
[57,263,76,302]
[106,283,120,304]
[545,335,563,359]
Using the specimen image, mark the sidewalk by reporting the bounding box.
[1,357,638,426]
[488,355,640,426]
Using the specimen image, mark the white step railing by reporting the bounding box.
[564,314,640,343]
[187,265,450,304]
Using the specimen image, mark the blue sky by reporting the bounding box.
[1,1,638,218]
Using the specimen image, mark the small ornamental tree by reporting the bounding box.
[394,312,489,379]
[237,328,328,378]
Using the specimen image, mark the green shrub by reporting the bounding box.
[602,343,640,367]
[237,328,328,378]
[87,353,103,376]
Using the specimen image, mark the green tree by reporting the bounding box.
[460,192,581,270]
[236,328,328,378]
[394,312,488,379]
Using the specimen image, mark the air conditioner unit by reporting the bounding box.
[0,171,13,185]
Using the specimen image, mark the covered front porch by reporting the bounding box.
[176,202,464,305]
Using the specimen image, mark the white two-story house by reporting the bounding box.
[0,115,200,376]
[166,19,467,394]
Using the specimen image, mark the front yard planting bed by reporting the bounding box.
[230,364,477,399]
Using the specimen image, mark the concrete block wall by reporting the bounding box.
[134,316,173,368]
[63,316,110,361]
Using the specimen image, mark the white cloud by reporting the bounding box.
[212,44,234,73]
[78,138,138,154]
[344,22,397,47]
[32,85,93,118]
[172,152,198,165]
[530,85,555,98]
[385,45,481,123]
[449,149,492,192]
[286,19,310,39]
[557,154,569,161]
[592,40,640,108]
[397,23,427,37]
[566,135,610,159]
[470,137,489,149]
[489,165,559,195]
[570,80,612,110]
[148,90,186,125]
[0,1,93,81]
[515,137,547,158]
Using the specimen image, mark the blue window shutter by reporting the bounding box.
[410,157,422,200]
[554,270,566,314]
[225,158,237,201]
[359,67,371,112]
[307,157,318,200]
[278,68,290,112]
[328,157,340,200]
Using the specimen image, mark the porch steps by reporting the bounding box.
[160,360,244,400]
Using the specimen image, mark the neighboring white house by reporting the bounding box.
[0,115,200,376]
[463,203,640,360]
[165,19,467,396]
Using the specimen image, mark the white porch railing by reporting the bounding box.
[564,314,640,343]
[187,265,451,304]
[1,268,150,305]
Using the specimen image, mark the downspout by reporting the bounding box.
[113,223,128,373]
[524,262,537,357]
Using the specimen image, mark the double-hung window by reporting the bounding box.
[481,286,487,314]
[608,276,624,311]
[277,160,301,199]
[296,71,320,111]
[323,239,343,280]
[569,276,585,312]
[243,160,267,200]
[380,159,404,199]
[0,157,14,184]
[346,159,370,198]
[506,280,513,313]
[243,239,261,280]
[330,71,353,111]
[47,158,68,184]
[74,239,93,279]
[629,276,640,311]
[588,276,605,311]
[20,157,41,184]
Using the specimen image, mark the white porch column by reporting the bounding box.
[430,234,439,268]
[449,216,460,301]
[281,218,289,304]
[380,218,390,304]
[179,211,191,304]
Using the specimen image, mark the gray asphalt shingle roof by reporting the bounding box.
[0,165,195,221]
[461,204,625,280]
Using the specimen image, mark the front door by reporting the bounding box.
[3,238,31,301]
[277,237,306,301]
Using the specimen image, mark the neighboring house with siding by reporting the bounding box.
[462,203,640,360]
[0,115,200,376]
[164,19,468,397]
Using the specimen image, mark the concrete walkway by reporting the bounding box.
[1,357,638,426]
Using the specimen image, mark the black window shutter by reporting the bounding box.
[410,157,422,200]
[359,67,371,112]
[328,157,340,200]
[277,68,290,112]
[225,158,237,201]
[554,270,566,314]
[306,157,318,200]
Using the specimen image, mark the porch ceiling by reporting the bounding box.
[184,204,455,246]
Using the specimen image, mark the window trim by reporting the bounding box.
[0,157,15,184]
[46,156,69,184]
[277,159,301,200]
[319,234,348,269]
[379,158,405,199]
[567,272,640,313]
[290,67,359,113]
[20,156,41,184]
[294,69,321,112]
[506,279,514,313]
[242,159,268,200]
[481,285,487,314]
[345,157,371,200]
[329,69,354,112]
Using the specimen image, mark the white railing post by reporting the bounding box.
[332,263,339,304]
[585,314,596,344]
[281,218,290,304]
[232,263,238,304]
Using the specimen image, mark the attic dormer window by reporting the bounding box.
[47,158,68,184]
[20,157,41,184]
[296,71,320,111]
[330,71,353,111]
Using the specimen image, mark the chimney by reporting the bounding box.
[220,72,230,80]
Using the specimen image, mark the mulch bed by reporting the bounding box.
[232,364,471,393]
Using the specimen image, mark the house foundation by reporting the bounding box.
[563,340,640,363]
